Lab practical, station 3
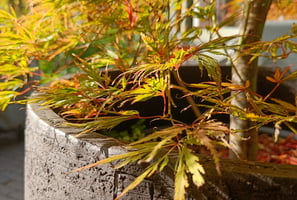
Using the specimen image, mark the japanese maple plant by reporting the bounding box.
[0,0,297,199]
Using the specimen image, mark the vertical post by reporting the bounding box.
[230,0,273,160]
[180,0,193,33]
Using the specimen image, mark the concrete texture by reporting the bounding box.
[0,132,24,200]
[24,102,173,200]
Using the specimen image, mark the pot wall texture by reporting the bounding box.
[24,102,174,200]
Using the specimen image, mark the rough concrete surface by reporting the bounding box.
[25,102,173,200]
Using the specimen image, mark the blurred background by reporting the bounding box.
[0,2,26,200]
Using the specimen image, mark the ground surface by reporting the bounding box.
[0,132,24,200]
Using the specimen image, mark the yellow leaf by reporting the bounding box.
[245,113,260,119]
[0,91,19,111]
[183,147,205,187]
[174,161,188,200]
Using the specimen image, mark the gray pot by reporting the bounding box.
[25,99,297,200]
[25,66,297,200]
[24,99,175,200]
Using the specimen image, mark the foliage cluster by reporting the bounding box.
[0,0,297,199]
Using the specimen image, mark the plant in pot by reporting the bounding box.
[1,0,297,199]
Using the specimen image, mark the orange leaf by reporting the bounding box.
[266,76,277,83]
[274,68,281,79]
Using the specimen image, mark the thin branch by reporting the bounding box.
[172,70,201,118]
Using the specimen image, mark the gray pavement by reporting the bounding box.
[0,132,24,200]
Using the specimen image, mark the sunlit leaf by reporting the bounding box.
[130,77,166,103]
[183,147,205,187]
[0,79,24,90]
[174,158,188,200]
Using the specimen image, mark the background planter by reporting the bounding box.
[0,103,25,140]
[25,66,297,200]
[259,20,297,69]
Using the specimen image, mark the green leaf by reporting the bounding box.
[130,77,166,103]
[197,54,221,86]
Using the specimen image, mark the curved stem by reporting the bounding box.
[172,70,201,118]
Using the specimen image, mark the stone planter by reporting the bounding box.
[25,66,297,200]
[24,98,177,200]
[24,98,297,200]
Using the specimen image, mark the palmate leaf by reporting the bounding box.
[183,146,205,187]
[193,35,238,85]
[193,130,222,174]
[130,88,156,103]
[0,9,17,21]
[189,83,231,99]
[0,63,30,78]
[126,62,174,82]
[47,37,79,61]
[140,33,156,52]
[37,87,83,108]
[254,100,294,117]
[196,54,221,86]
[173,143,206,200]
